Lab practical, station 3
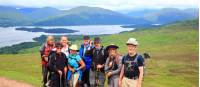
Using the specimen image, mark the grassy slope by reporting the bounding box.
[0,20,198,87]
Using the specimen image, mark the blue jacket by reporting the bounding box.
[79,44,92,71]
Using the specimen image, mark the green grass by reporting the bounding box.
[0,53,42,86]
[0,20,198,87]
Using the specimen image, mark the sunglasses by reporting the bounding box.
[56,47,62,49]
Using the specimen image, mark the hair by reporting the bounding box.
[60,36,68,41]
[83,35,90,40]
[108,49,121,64]
[46,36,54,42]
[94,37,101,43]
[55,42,63,48]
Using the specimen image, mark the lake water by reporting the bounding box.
[0,25,134,48]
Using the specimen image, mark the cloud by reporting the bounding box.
[0,0,198,11]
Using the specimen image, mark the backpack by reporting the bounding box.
[123,54,143,78]
[91,46,106,72]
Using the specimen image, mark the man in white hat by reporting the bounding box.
[119,38,144,87]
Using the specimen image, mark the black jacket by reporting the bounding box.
[48,51,68,73]
[89,46,108,71]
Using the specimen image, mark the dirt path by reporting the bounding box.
[0,77,35,87]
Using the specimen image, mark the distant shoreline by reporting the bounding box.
[15,27,78,33]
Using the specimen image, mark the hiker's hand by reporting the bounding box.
[108,62,113,68]
[44,56,48,62]
[118,80,122,87]
[57,70,62,75]
[71,69,76,73]
[89,40,93,46]
[106,72,112,77]
[64,67,67,73]
[97,64,103,69]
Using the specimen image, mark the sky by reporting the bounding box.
[0,0,199,12]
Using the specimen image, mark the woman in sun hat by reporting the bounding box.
[104,44,122,87]
[67,44,85,87]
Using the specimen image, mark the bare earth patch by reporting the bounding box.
[0,77,35,87]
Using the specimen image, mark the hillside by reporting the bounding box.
[34,6,149,26]
[0,6,31,27]
[0,6,198,26]
[127,8,199,24]
[0,19,198,87]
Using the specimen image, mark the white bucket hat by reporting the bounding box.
[69,44,78,51]
[126,38,139,46]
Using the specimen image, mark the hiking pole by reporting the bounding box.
[64,72,66,87]
[96,68,100,87]
[60,74,62,87]
[72,73,74,87]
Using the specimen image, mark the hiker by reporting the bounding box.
[48,42,68,87]
[67,44,85,87]
[104,44,122,87]
[90,37,108,87]
[119,38,144,87]
[60,36,70,57]
[79,35,93,87]
[39,36,55,87]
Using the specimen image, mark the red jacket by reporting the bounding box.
[40,43,54,66]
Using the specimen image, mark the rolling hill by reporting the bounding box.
[34,6,150,26]
[0,6,31,26]
[19,7,64,22]
[127,8,199,24]
[0,5,198,26]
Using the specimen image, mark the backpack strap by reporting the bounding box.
[123,54,139,63]
[69,55,79,64]
[134,54,140,63]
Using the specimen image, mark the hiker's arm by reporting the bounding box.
[97,49,108,68]
[68,65,75,72]
[137,66,144,87]
[48,54,58,72]
[78,59,85,70]
[111,57,122,75]
[119,64,124,87]
[119,64,124,80]
[137,56,144,87]
[104,57,110,72]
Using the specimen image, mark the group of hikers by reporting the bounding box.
[39,35,144,87]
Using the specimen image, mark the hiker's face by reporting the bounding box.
[48,40,54,46]
[56,47,62,53]
[94,42,101,47]
[70,50,77,54]
[109,48,117,56]
[60,37,68,46]
[84,39,90,45]
[127,44,136,53]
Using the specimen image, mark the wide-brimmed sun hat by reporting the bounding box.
[106,44,119,51]
[126,38,139,46]
[69,44,79,51]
